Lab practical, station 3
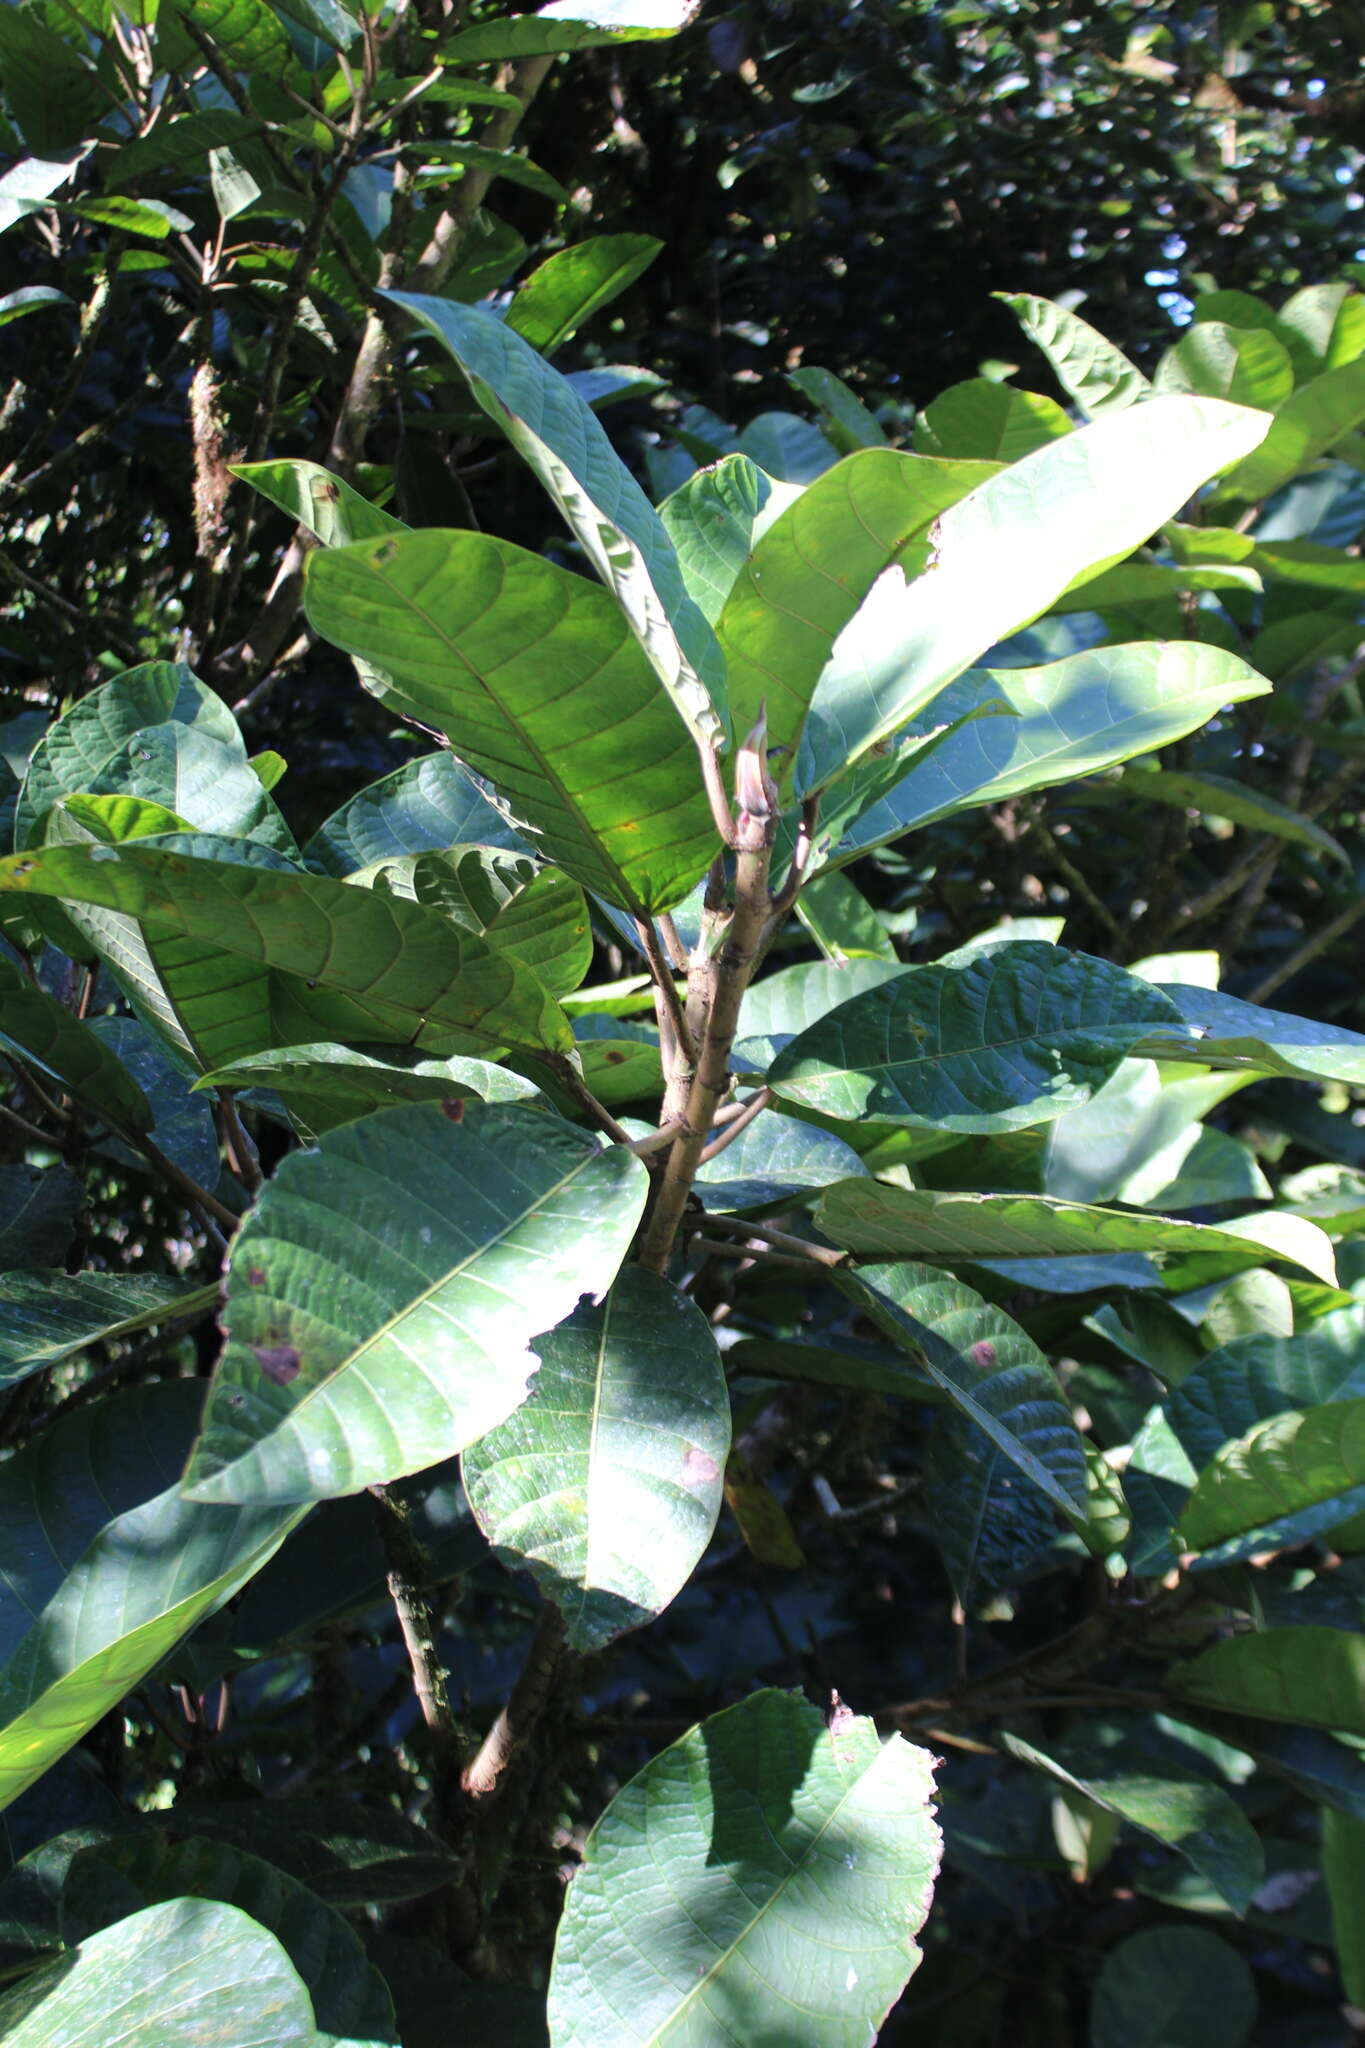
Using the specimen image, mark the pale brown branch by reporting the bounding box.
[461,1601,566,1801]
[697,1086,771,1162]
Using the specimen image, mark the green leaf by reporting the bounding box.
[412,143,567,205]
[1001,1734,1263,1915]
[0,286,71,327]
[659,455,796,626]
[462,1269,730,1651]
[1137,984,1365,1089]
[735,955,907,1070]
[155,1797,461,1907]
[1167,1712,1365,1824]
[838,1262,1089,1516]
[797,398,1270,792]
[786,366,887,453]
[304,529,717,913]
[1119,765,1347,861]
[1089,1926,1256,2048]
[169,0,297,75]
[231,459,405,545]
[1323,1808,1365,2009]
[817,1183,1338,1287]
[1274,283,1365,374]
[0,154,81,237]
[382,294,727,749]
[60,196,192,241]
[0,1896,317,2046]
[716,446,994,778]
[63,1833,397,2048]
[197,1041,545,1135]
[0,1381,302,1810]
[1179,1400,1365,1554]
[438,0,695,62]
[0,1164,81,1270]
[547,1688,940,2046]
[1153,321,1295,410]
[769,942,1177,1132]
[827,643,1273,860]
[736,411,839,482]
[0,9,104,155]
[16,660,295,857]
[1171,1627,1365,1735]
[0,840,571,1064]
[794,867,896,963]
[397,845,592,998]
[0,1272,214,1389]
[1213,358,1365,504]
[913,377,1073,460]
[102,111,265,191]
[88,1014,220,1187]
[183,1102,647,1506]
[304,752,530,876]
[925,1398,1059,1600]
[507,233,662,355]
[0,954,152,1132]
[1000,292,1151,415]
[693,1112,868,1212]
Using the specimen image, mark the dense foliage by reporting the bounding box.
[2,1,1365,2045]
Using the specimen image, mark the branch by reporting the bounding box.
[545,1055,636,1147]
[697,1086,771,1162]
[461,1600,566,1801]
[1245,892,1365,1006]
[368,1483,468,1785]
[691,1211,847,1267]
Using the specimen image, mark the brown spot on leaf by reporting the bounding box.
[246,1267,268,1288]
[971,1341,997,1369]
[604,1049,626,1065]
[252,1343,301,1385]
[681,1447,720,1488]
[440,1097,465,1122]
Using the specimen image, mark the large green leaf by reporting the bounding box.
[796,398,1269,792]
[383,294,727,749]
[507,233,663,355]
[827,643,1272,863]
[377,845,592,998]
[0,840,570,1064]
[304,530,717,913]
[659,455,796,626]
[817,1184,1338,1288]
[1117,765,1347,861]
[0,1382,302,1810]
[1166,1711,1365,1825]
[16,661,294,857]
[716,446,994,776]
[913,377,1073,460]
[88,1013,221,1187]
[0,955,152,1133]
[462,1269,729,1651]
[198,1041,545,1135]
[547,1688,940,2046]
[1153,321,1295,411]
[1171,1627,1365,1735]
[1001,293,1151,415]
[1323,1808,1365,2010]
[838,1262,1088,1517]
[0,1273,214,1389]
[63,1834,397,2048]
[171,0,299,72]
[1178,1399,1365,1554]
[1002,1734,1262,1915]
[304,753,530,876]
[0,1164,81,1269]
[438,0,694,62]
[769,942,1178,1131]
[231,459,405,545]
[154,1798,461,1908]
[1090,1927,1256,2048]
[0,1896,316,2047]
[183,1103,647,1507]
[1213,357,1365,503]
[1137,984,1365,1089]
[693,1112,868,1212]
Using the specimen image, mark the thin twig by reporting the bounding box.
[692,1212,847,1267]
[697,1086,771,1163]
[1027,807,1124,945]
[546,1056,636,1147]
[1245,893,1365,1006]
[368,1483,468,1774]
